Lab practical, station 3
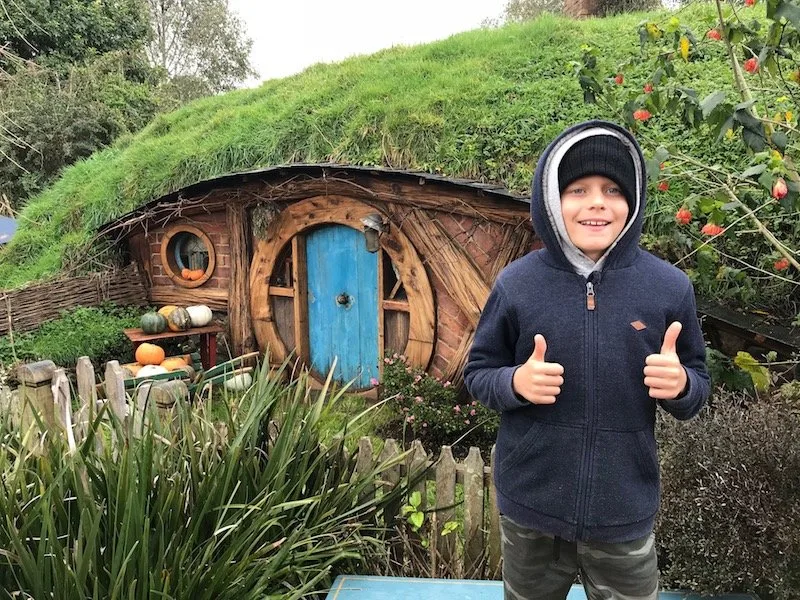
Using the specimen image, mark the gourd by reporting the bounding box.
[167,307,192,332]
[186,305,213,327]
[140,312,167,334]
[135,343,166,366]
[158,305,178,319]
[223,372,253,392]
[160,356,188,371]
[136,365,169,378]
[187,269,205,281]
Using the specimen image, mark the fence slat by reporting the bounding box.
[75,357,96,446]
[463,446,485,577]
[355,436,375,505]
[408,439,428,512]
[434,445,457,574]
[51,368,76,452]
[488,444,501,578]
[378,438,403,566]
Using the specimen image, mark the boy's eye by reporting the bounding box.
[606,186,622,195]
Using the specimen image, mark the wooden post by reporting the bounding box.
[463,446,485,577]
[408,439,428,512]
[434,445,457,575]
[487,445,502,578]
[104,361,128,446]
[227,203,256,355]
[378,438,403,566]
[17,360,56,447]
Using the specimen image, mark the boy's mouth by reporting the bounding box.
[579,220,611,227]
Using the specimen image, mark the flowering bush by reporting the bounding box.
[379,353,498,452]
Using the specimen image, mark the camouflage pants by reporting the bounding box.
[500,515,658,600]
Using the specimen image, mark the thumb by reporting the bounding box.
[531,334,547,362]
[660,321,682,354]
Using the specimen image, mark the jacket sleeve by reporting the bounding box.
[659,283,710,420]
[464,281,529,413]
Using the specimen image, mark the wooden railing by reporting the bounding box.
[15,358,502,580]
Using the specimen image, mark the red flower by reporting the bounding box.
[744,57,759,74]
[745,0,755,6]
[774,257,790,271]
[658,180,669,192]
[701,223,725,236]
[633,109,652,121]
[643,83,654,93]
[706,29,722,40]
[614,73,624,85]
[675,208,692,225]
[772,177,788,200]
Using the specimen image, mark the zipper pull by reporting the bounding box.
[586,281,596,311]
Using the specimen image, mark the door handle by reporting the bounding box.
[336,293,351,306]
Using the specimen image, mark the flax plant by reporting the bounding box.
[0,361,408,599]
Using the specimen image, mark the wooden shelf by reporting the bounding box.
[269,286,295,297]
[383,299,410,312]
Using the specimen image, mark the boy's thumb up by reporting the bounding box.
[531,334,547,362]
[660,321,682,355]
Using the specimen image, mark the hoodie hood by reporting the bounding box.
[531,120,647,277]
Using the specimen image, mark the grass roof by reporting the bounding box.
[0,3,734,289]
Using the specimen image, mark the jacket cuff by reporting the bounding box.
[659,367,702,420]
[503,366,530,410]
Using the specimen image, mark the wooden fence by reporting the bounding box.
[0,264,148,337]
[15,357,502,580]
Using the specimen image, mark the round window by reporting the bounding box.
[160,225,216,288]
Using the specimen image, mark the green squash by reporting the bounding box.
[167,307,192,332]
[141,312,167,334]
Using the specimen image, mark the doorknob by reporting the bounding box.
[336,293,351,306]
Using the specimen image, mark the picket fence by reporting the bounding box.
[16,357,502,580]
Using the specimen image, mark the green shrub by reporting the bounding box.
[0,303,143,369]
[381,353,498,453]
[656,393,800,599]
[0,361,407,598]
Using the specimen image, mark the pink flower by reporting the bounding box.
[415,396,423,403]
[464,419,471,425]
[658,181,669,192]
[370,377,379,386]
[471,400,477,406]
[675,208,692,225]
[453,405,461,413]
[614,73,624,85]
[469,409,477,416]
[706,29,722,41]
[383,358,391,364]
[772,178,788,200]
[633,109,652,121]
[443,381,452,387]
[774,257,790,271]
[414,374,422,383]
[643,83,653,93]
[406,415,415,423]
[744,57,759,74]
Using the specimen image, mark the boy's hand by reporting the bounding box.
[512,334,564,404]
[644,321,688,400]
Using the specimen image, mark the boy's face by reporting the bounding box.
[560,175,629,262]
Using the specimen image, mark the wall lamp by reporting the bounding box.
[360,213,388,253]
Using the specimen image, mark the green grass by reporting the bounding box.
[0,3,740,289]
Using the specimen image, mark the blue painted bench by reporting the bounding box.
[325,576,758,600]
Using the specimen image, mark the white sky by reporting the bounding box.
[227,0,509,85]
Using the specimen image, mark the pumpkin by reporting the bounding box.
[136,365,169,378]
[187,268,205,281]
[186,305,213,328]
[181,268,191,279]
[158,305,178,319]
[223,372,253,392]
[167,307,192,332]
[135,343,166,366]
[140,312,167,334]
[122,363,142,378]
[160,357,188,371]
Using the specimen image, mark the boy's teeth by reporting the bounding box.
[582,220,607,225]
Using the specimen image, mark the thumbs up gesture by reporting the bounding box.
[644,321,688,400]
[512,334,565,404]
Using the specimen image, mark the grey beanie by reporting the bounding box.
[557,135,637,210]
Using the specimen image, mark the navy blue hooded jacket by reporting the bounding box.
[464,120,710,543]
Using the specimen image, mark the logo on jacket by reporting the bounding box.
[630,320,647,331]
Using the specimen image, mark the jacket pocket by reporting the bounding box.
[496,421,583,521]
[585,429,659,527]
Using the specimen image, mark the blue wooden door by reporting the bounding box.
[306,225,379,387]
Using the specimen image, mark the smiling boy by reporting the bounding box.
[464,120,710,599]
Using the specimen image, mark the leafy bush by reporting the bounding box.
[0,303,143,369]
[656,393,800,599]
[380,353,498,453]
[0,362,407,598]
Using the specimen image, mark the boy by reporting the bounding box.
[464,120,710,600]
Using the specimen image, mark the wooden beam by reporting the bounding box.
[227,203,256,354]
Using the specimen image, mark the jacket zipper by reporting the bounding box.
[576,277,598,539]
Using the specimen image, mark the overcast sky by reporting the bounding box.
[227,0,509,85]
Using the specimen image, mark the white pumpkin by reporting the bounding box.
[186,304,213,328]
[223,372,253,392]
[136,365,169,378]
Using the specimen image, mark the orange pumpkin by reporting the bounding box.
[135,343,166,366]
[181,268,191,279]
[160,357,188,371]
[187,269,205,281]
